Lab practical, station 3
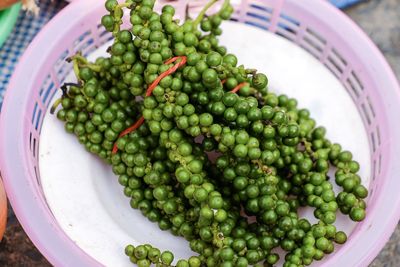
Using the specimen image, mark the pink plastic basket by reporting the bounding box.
[1,0,400,266]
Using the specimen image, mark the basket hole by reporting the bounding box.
[370,132,376,153]
[29,132,33,152]
[376,126,381,146]
[77,38,95,57]
[49,86,59,106]
[99,29,108,38]
[245,21,268,30]
[34,166,41,186]
[279,13,300,28]
[73,30,92,48]
[249,3,273,14]
[325,56,343,78]
[305,28,327,45]
[352,71,364,91]
[300,45,322,60]
[332,48,347,66]
[373,159,377,181]
[301,37,324,60]
[54,50,70,84]
[245,12,270,30]
[55,52,72,84]
[245,21,269,30]
[361,103,371,125]
[39,75,51,102]
[32,103,38,125]
[42,81,55,107]
[366,97,376,118]
[246,11,270,22]
[303,36,323,53]
[56,66,72,86]
[276,23,296,41]
[99,32,114,44]
[35,109,42,131]
[277,12,299,34]
[346,78,360,99]
[327,56,343,74]
[378,153,382,174]
[79,30,91,41]
[55,49,69,70]
[82,42,97,58]
[277,22,296,34]
[276,32,296,42]
[33,138,37,158]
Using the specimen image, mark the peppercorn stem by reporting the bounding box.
[185,4,191,20]
[69,53,101,74]
[69,54,88,64]
[82,64,102,72]
[72,60,80,81]
[50,98,62,115]
[116,2,131,9]
[193,0,219,28]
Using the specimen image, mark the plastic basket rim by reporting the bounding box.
[1,0,400,266]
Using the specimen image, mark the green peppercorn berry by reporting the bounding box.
[202,68,219,84]
[209,196,223,209]
[224,108,237,122]
[353,185,368,198]
[315,237,330,252]
[175,259,189,267]
[161,4,174,14]
[105,0,118,11]
[252,73,268,90]
[138,5,152,20]
[350,207,366,221]
[101,14,114,30]
[206,51,222,67]
[194,188,208,203]
[182,32,198,47]
[223,54,237,66]
[266,253,279,265]
[133,245,148,260]
[247,107,262,121]
[175,168,190,183]
[160,251,174,265]
[332,231,348,245]
[234,144,248,158]
[246,249,260,265]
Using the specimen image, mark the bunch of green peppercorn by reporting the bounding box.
[53,0,369,266]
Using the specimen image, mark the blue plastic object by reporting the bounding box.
[330,0,363,9]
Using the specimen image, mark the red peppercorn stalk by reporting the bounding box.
[112,56,187,154]
[145,56,187,96]
[112,61,248,154]
[230,82,248,93]
[221,79,248,93]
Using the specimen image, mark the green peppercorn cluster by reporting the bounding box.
[54,0,369,266]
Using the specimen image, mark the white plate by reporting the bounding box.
[39,21,371,266]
